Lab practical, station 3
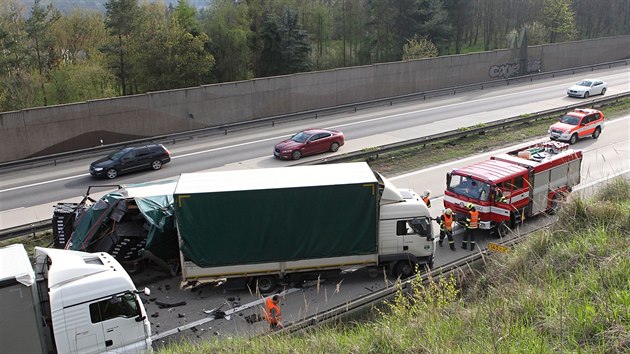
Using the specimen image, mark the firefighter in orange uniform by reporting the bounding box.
[462,203,479,251]
[422,190,431,208]
[265,295,283,330]
[436,208,455,251]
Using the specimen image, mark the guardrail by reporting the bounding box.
[1,92,628,241]
[302,92,630,165]
[1,59,627,171]
[276,221,542,335]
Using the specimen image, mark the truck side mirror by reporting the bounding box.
[143,288,151,296]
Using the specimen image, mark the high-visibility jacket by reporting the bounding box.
[264,297,281,324]
[423,196,431,208]
[440,213,453,231]
[466,210,479,229]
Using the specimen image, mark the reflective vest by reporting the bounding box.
[264,297,281,324]
[441,214,453,231]
[466,210,479,229]
[423,196,431,208]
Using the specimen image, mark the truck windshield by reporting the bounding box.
[448,175,491,201]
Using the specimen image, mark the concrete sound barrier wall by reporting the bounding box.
[1,35,628,163]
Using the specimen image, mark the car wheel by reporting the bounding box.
[569,134,578,145]
[106,168,118,179]
[330,142,340,152]
[592,127,601,139]
[151,160,162,170]
[292,150,302,160]
[583,91,589,99]
[601,88,606,95]
[394,260,415,279]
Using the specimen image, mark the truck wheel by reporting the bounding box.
[292,150,302,160]
[106,168,118,179]
[497,221,511,238]
[548,193,564,214]
[330,142,340,152]
[151,159,163,170]
[255,275,277,293]
[569,134,578,145]
[122,260,144,275]
[394,261,415,279]
[592,127,601,139]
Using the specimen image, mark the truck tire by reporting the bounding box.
[254,275,277,293]
[394,261,415,279]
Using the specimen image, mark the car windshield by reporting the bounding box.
[291,132,312,143]
[108,148,133,160]
[448,175,491,201]
[559,115,580,125]
[576,80,592,87]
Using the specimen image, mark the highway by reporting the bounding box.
[144,116,629,347]
[0,67,628,347]
[0,66,628,216]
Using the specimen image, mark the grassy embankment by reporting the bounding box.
[158,177,630,353]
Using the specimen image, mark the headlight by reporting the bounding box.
[282,150,292,153]
[547,129,551,134]
[93,167,103,172]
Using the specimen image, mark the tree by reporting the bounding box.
[256,9,311,77]
[202,0,253,82]
[402,35,438,60]
[103,0,142,95]
[173,0,201,36]
[25,0,60,106]
[51,9,107,64]
[543,0,576,43]
[132,2,214,92]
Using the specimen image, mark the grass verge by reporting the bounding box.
[157,178,630,353]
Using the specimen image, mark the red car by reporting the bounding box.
[274,128,345,160]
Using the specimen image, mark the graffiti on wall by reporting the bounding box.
[489,58,542,79]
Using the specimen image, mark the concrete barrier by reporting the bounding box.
[1,35,629,163]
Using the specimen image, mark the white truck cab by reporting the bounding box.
[0,244,152,354]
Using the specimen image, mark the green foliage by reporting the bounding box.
[256,9,311,77]
[402,36,439,60]
[48,62,117,103]
[201,0,253,82]
[543,0,577,43]
[25,0,61,106]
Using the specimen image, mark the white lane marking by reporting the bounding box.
[1,114,628,194]
[0,174,90,193]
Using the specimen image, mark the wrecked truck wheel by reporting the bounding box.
[394,261,415,279]
[254,275,277,293]
[122,260,144,275]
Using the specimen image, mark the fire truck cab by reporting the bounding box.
[444,141,582,234]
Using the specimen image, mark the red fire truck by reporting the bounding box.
[444,141,582,234]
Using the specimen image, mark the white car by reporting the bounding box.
[567,79,607,98]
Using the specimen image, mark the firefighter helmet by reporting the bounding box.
[466,203,475,210]
[423,189,431,197]
[445,208,453,215]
